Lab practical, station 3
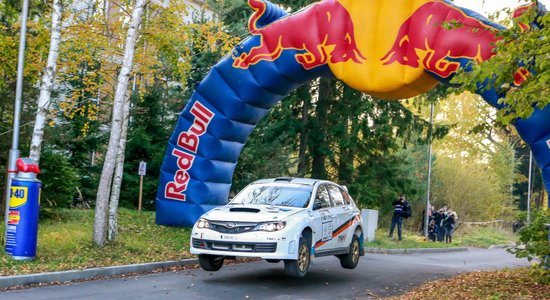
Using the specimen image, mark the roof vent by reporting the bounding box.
[229,207,261,213]
[274,177,293,182]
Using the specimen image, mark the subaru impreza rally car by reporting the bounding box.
[190,177,364,277]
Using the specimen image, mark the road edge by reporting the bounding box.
[0,258,199,289]
[364,246,469,254]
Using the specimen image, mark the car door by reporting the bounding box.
[327,184,351,249]
[310,184,336,253]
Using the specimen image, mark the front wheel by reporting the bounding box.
[198,254,224,271]
[339,234,360,269]
[284,236,310,277]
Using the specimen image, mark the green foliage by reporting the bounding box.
[39,148,79,208]
[509,209,550,284]
[421,92,521,222]
[451,6,550,123]
[0,0,50,197]
[46,99,105,205]
[431,157,514,221]
[232,91,303,191]
[121,89,172,210]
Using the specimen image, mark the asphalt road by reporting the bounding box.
[1,248,529,300]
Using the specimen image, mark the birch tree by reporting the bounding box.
[93,0,146,247]
[107,90,131,241]
[29,0,63,163]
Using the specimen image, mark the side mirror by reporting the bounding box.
[313,201,322,210]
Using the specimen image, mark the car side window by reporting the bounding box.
[328,185,344,206]
[340,188,351,205]
[314,185,331,209]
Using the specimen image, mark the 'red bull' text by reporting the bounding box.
[164,102,214,201]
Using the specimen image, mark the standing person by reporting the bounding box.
[428,205,435,222]
[433,207,446,242]
[443,210,458,243]
[388,194,407,241]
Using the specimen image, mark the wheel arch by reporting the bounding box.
[353,225,365,256]
[301,226,313,246]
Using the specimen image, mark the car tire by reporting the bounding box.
[266,259,281,263]
[339,234,360,269]
[284,236,310,277]
[198,254,224,271]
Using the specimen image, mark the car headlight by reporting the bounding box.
[197,218,210,229]
[254,221,286,232]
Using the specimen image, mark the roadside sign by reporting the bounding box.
[138,161,147,176]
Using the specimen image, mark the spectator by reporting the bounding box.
[443,210,458,243]
[388,194,407,241]
[428,220,437,242]
[434,207,447,242]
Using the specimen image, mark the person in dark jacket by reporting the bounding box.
[388,194,407,241]
[428,220,437,242]
[433,206,447,242]
[443,210,458,243]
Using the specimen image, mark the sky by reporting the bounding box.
[453,0,550,17]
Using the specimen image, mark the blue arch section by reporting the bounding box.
[156,2,332,227]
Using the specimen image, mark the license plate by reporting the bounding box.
[220,234,237,240]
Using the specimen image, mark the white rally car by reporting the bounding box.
[190,177,364,277]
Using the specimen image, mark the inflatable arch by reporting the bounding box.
[156,0,549,226]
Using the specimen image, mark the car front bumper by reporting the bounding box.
[190,229,300,260]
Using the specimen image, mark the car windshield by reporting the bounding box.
[230,184,312,208]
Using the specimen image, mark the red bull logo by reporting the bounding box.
[513,2,538,31]
[233,0,366,70]
[514,67,530,86]
[381,1,500,78]
[164,101,214,201]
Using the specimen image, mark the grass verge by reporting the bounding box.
[0,208,191,276]
[385,268,550,300]
[366,226,516,249]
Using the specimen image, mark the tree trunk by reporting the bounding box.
[93,0,146,247]
[297,88,310,177]
[29,0,63,163]
[337,85,358,185]
[310,77,333,179]
[107,91,131,241]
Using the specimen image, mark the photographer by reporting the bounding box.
[388,194,407,241]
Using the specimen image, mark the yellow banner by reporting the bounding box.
[9,186,28,208]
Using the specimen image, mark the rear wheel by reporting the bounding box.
[284,236,311,277]
[339,234,360,269]
[198,254,224,271]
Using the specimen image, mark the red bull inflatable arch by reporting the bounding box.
[156,0,549,226]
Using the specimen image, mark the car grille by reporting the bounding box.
[209,221,257,234]
[192,238,277,253]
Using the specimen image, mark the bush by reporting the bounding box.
[509,209,550,284]
[39,149,79,208]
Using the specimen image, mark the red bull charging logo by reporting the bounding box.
[380,1,500,78]
[233,0,366,70]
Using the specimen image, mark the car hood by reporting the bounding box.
[202,205,304,223]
